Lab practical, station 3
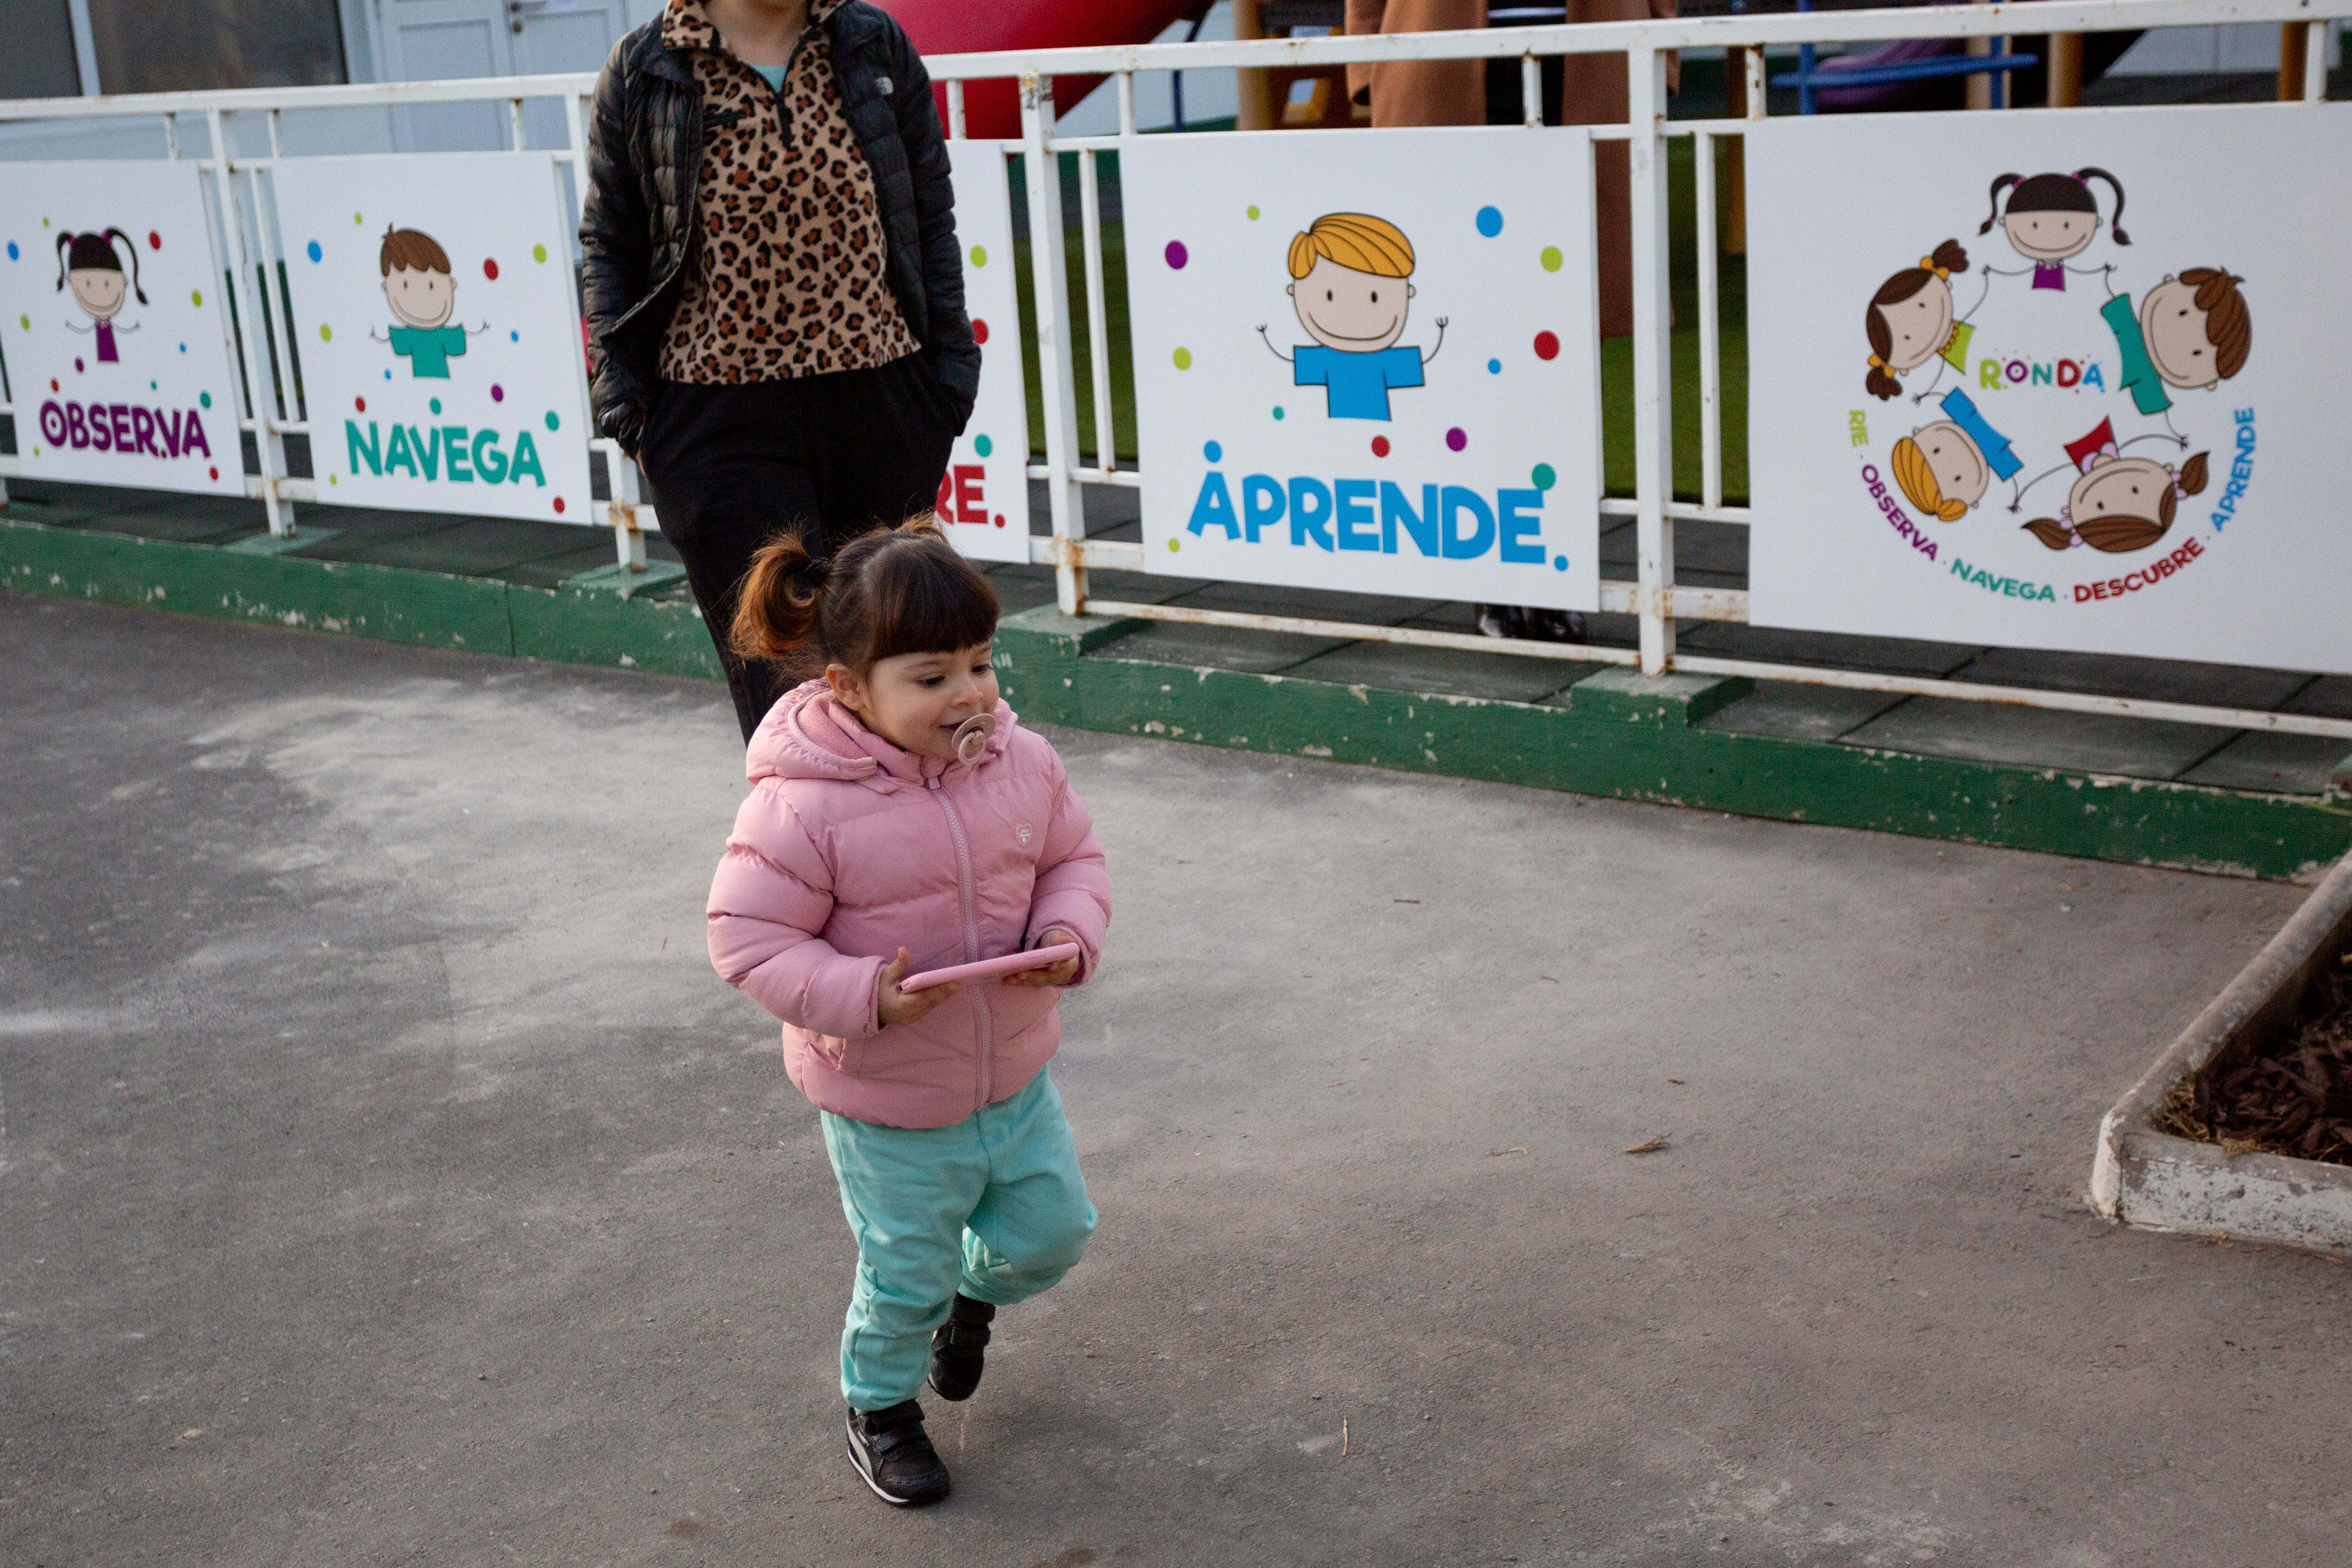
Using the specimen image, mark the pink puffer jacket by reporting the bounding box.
[706,680,1111,1130]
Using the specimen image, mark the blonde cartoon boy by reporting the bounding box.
[1256,213,1446,422]
[370,225,483,378]
[1890,387,2024,520]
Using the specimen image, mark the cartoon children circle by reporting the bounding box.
[1856,164,2251,559]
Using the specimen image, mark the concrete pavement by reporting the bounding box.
[2,592,2344,1567]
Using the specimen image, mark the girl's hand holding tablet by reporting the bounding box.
[876,947,961,1027]
[999,929,1082,989]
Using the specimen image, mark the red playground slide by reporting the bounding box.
[884,0,1207,139]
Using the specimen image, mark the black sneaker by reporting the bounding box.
[844,1400,950,1507]
[1527,608,1589,645]
[1474,603,1525,639]
[928,1294,995,1402]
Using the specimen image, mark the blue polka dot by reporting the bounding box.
[305,239,322,263]
[178,342,187,353]
[1203,440,1222,462]
[1475,206,1503,238]
[384,368,392,380]
[1487,358,1502,374]
[1552,555,1569,571]
[509,329,519,342]
[5,241,16,261]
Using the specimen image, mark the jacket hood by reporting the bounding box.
[745,678,1016,789]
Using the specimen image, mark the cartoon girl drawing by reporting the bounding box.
[1977,168,2129,293]
[2020,416,2209,554]
[1889,387,2024,520]
[55,229,146,363]
[2099,268,2250,441]
[1862,240,1973,403]
[1255,212,1446,422]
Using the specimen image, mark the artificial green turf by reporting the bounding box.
[1013,136,1747,502]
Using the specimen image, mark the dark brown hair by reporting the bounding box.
[2024,452,2209,554]
[2179,267,2250,382]
[1863,239,1968,400]
[1981,168,2130,246]
[378,225,452,277]
[55,228,145,303]
[730,518,1000,672]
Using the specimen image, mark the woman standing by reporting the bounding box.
[580,0,978,739]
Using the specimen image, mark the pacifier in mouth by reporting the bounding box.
[952,712,994,765]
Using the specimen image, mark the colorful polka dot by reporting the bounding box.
[972,318,990,345]
[200,392,212,409]
[975,434,994,458]
[553,496,566,514]
[491,384,504,401]
[1488,358,1502,374]
[969,244,988,267]
[306,240,322,263]
[1271,406,1284,421]
[1246,205,1260,221]
[190,289,203,307]
[318,324,332,342]
[544,411,560,431]
[354,396,366,413]
[149,380,157,390]
[74,358,84,373]
[993,514,1006,528]
[23,316,32,331]
[1552,554,1568,571]
[483,257,500,280]
[1531,463,1557,490]
[1167,538,1180,553]
[1371,436,1390,458]
[147,231,160,250]
[1540,246,1564,273]
[1203,440,1222,462]
[429,398,443,416]
[1533,330,1560,361]
[1164,240,1189,270]
[384,369,392,380]
[354,212,364,225]
[1446,427,1467,453]
[509,330,519,342]
[5,242,17,261]
[1475,206,1503,238]
[179,342,186,353]
[48,379,58,392]
[1173,347,1192,370]
[208,466,219,480]
[532,243,548,263]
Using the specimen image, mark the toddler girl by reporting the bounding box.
[706,519,1111,1508]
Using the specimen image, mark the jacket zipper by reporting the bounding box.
[928,776,992,1111]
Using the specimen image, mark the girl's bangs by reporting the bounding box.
[865,544,1001,662]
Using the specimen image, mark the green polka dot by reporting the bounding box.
[1247,204,1260,220]
[969,244,988,268]
[150,380,158,390]
[974,434,993,458]
[532,243,548,263]
[1531,462,1557,491]
[354,212,364,225]
[1272,406,1285,421]
[1172,347,1192,370]
[1167,537,1180,552]
[190,289,203,307]
[16,315,27,330]
[199,391,212,409]
[328,473,338,485]
[1540,246,1564,273]
[544,410,560,431]
[318,324,332,342]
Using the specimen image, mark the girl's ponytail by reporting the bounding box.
[1929,238,1969,276]
[1979,174,2020,236]
[2076,167,2128,245]
[104,227,149,304]
[730,531,827,663]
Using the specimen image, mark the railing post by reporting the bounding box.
[207,108,295,538]
[1021,72,1088,615]
[1627,44,1674,675]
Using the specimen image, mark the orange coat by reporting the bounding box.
[1342,0,1677,335]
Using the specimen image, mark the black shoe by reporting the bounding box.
[1474,603,1525,639]
[928,1294,995,1402]
[1526,607,1589,645]
[845,1400,951,1507]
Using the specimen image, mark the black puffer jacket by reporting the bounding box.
[577,2,977,454]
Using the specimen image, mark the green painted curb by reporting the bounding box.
[993,605,2352,883]
[7,517,2344,880]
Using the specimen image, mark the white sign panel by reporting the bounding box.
[935,142,1031,563]
[1125,129,1600,610]
[273,153,593,522]
[0,162,245,496]
[1748,105,2352,675]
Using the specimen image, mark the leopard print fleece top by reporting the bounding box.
[657,0,919,383]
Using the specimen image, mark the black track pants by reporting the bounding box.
[638,353,962,739]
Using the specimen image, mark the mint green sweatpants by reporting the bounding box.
[819,1069,1097,1411]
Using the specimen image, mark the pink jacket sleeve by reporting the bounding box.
[707,784,885,1042]
[1023,757,1112,984]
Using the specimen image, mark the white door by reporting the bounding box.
[375,0,630,152]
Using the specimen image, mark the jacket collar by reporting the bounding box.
[660,0,849,58]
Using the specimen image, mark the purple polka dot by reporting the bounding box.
[491,384,505,402]
[1164,240,1189,270]
[74,358,84,373]
[1446,427,1467,452]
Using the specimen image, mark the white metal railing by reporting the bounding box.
[1,3,2347,748]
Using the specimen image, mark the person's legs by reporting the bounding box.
[958,1070,1097,1308]
[820,1108,992,1412]
[636,381,821,740]
[803,354,961,553]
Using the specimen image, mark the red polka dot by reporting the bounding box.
[1371,436,1391,458]
[552,495,565,514]
[49,379,59,393]
[1533,330,1560,361]
[993,514,1005,528]
[972,318,990,345]
[147,230,161,249]
[354,396,366,413]
[208,466,219,480]
[483,257,500,280]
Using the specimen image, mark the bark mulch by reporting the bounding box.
[2155,959,2352,1168]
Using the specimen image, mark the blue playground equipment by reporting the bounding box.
[1770,0,2038,114]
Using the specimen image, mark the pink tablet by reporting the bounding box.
[899,943,1081,993]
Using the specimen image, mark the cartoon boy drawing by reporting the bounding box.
[370,225,485,378]
[1255,213,1446,422]
[2099,268,2250,441]
[56,229,145,362]
[1889,387,2024,521]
